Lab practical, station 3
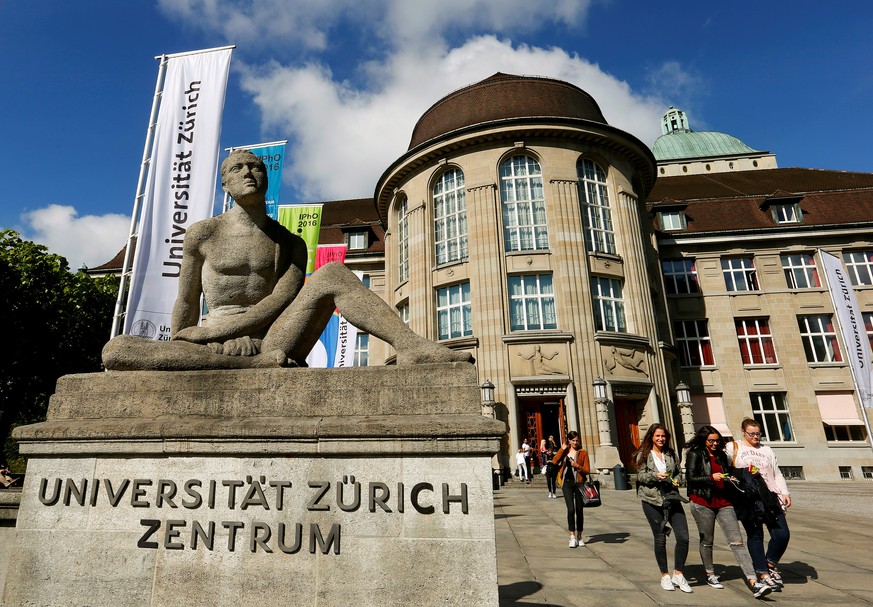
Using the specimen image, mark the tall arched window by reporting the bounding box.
[500,155,548,252]
[433,169,468,265]
[397,197,409,284]
[578,158,615,254]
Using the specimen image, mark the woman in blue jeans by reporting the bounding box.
[685,425,772,599]
[634,424,691,593]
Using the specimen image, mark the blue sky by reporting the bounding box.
[2,0,871,268]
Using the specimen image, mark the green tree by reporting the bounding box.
[0,229,119,469]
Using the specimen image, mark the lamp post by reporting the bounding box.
[480,379,495,419]
[593,377,612,448]
[676,381,695,444]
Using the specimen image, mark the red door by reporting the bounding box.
[614,398,641,471]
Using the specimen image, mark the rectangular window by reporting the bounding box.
[865,312,873,353]
[674,320,714,367]
[397,199,409,284]
[751,392,794,442]
[353,333,369,367]
[839,466,854,480]
[346,231,367,250]
[433,169,468,265]
[798,315,842,363]
[658,210,687,231]
[500,156,549,252]
[436,282,472,340]
[397,302,409,325]
[722,257,759,292]
[771,203,802,224]
[662,259,699,294]
[508,274,557,331]
[736,318,777,365]
[862,466,873,480]
[781,253,820,289]
[825,424,868,442]
[591,276,626,332]
[779,466,804,480]
[843,251,873,286]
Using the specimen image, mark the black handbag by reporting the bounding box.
[578,479,602,508]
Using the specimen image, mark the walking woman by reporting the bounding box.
[634,424,692,593]
[726,418,791,589]
[552,431,590,547]
[685,425,772,599]
[544,442,558,499]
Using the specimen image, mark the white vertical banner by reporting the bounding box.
[820,250,873,410]
[125,47,233,339]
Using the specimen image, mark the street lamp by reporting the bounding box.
[675,381,695,445]
[480,379,495,418]
[675,382,691,405]
[593,376,607,401]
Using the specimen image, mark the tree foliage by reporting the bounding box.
[0,229,119,469]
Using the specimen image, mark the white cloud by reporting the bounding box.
[21,205,129,270]
[239,36,669,201]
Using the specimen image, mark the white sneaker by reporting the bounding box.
[672,573,693,593]
[568,536,578,548]
[660,576,674,591]
[577,536,585,546]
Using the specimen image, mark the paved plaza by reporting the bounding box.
[495,480,873,606]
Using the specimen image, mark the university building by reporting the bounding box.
[95,74,873,481]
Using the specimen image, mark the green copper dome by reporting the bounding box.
[652,107,763,161]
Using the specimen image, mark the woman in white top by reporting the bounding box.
[725,418,791,588]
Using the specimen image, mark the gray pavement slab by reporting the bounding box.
[495,481,873,606]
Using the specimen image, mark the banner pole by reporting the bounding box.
[110,54,169,339]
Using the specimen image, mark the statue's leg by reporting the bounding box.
[262,262,472,365]
[102,335,286,371]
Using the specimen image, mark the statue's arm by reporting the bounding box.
[170,226,206,335]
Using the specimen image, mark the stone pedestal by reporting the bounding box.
[3,363,503,607]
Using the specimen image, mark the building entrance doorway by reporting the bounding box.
[614,398,641,471]
[519,397,565,468]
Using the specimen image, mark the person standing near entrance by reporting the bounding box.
[633,424,692,593]
[515,449,529,482]
[726,418,791,589]
[552,431,590,547]
[522,439,532,482]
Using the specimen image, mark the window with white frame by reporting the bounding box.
[345,230,368,251]
[397,197,409,284]
[508,274,557,331]
[826,425,868,442]
[433,169,468,265]
[798,314,843,363]
[736,318,777,365]
[771,202,802,224]
[436,282,472,340]
[500,155,548,252]
[577,158,615,254]
[353,333,369,367]
[781,252,820,288]
[397,302,409,325]
[722,257,759,292]
[843,251,873,286]
[591,277,627,332]
[674,320,714,367]
[865,312,873,353]
[658,210,687,231]
[662,259,699,294]
[750,392,795,442]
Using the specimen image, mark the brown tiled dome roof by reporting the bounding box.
[408,73,608,150]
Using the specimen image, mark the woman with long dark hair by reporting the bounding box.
[633,423,691,592]
[685,425,772,599]
[552,431,590,547]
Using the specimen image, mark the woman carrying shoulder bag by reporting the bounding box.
[634,423,692,593]
[552,431,590,548]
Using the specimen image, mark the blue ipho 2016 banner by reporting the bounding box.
[252,143,286,220]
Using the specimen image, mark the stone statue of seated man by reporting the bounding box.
[102,149,471,371]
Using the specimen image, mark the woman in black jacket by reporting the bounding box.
[685,426,771,599]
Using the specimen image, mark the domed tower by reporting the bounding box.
[652,106,777,176]
[374,73,672,476]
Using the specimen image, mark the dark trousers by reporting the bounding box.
[742,512,790,573]
[546,468,557,494]
[561,477,585,533]
[642,501,689,574]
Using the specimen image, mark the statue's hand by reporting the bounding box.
[217,336,261,357]
[173,326,213,343]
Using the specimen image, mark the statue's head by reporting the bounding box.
[220,149,268,197]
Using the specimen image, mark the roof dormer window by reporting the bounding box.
[345,230,368,250]
[771,202,802,224]
[658,210,687,231]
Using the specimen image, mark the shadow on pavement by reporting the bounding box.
[499,581,565,607]
[586,532,629,544]
[781,560,817,583]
